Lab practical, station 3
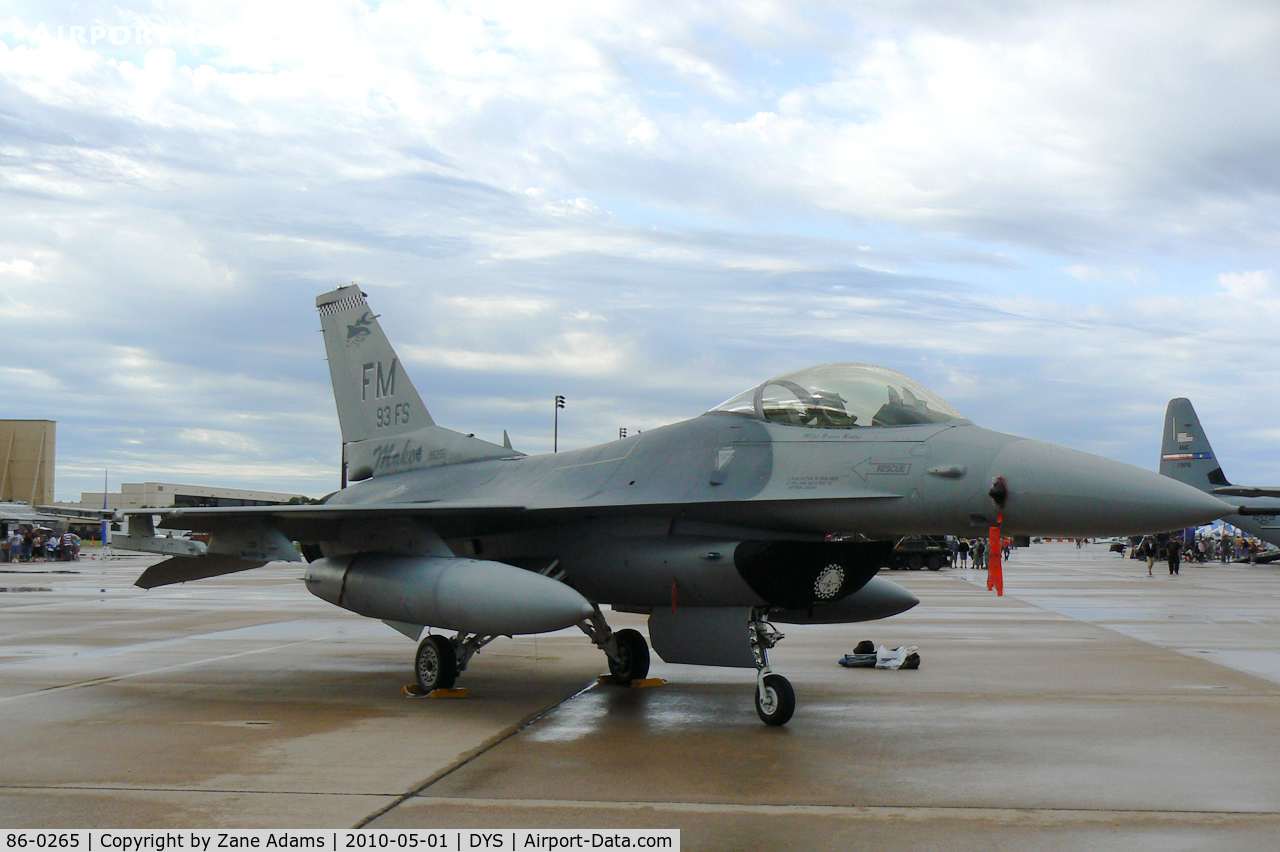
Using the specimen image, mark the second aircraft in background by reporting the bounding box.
[1161,398,1280,548]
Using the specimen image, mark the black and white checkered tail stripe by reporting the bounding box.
[317,293,367,316]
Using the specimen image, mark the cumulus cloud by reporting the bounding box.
[1217,269,1275,300]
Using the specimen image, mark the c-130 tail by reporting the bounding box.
[1160,397,1231,490]
[316,285,513,482]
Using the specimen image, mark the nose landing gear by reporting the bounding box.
[755,673,795,725]
[750,608,794,726]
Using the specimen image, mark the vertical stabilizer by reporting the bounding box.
[317,286,432,443]
[1160,398,1230,491]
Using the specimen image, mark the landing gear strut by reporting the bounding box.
[579,605,650,685]
[750,608,794,726]
[414,632,498,693]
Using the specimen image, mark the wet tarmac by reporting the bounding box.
[4,543,1280,849]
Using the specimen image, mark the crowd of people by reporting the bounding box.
[952,536,1013,569]
[945,532,1270,573]
[0,528,80,562]
[1130,532,1266,573]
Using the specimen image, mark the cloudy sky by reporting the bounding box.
[2,0,1279,501]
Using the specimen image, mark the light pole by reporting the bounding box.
[554,395,565,452]
[619,427,627,439]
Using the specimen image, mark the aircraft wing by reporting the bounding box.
[126,492,901,589]
[132,501,528,540]
[1212,486,1280,499]
[133,490,901,540]
[38,505,118,521]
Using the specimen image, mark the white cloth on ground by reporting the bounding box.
[875,645,919,669]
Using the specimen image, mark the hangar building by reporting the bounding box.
[0,420,55,506]
[66,481,310,511]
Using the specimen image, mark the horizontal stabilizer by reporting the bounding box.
[113,534,207,557]
[1214,486,1280,499]
[135,555,268,589]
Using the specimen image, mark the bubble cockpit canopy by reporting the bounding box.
[710,363,965,429]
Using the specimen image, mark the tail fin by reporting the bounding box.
[1160,398,1231,491]
[317,285,515,481]
[317,285,432,443]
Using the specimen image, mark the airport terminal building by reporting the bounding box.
[64,481,310,511]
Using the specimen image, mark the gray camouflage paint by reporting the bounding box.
[139,285,1234,614]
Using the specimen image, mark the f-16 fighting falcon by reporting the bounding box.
[116,286,1232,726]
[1160,398,1280,548]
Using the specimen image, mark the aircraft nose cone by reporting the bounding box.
[991,440,1231,536]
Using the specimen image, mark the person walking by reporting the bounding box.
[1168,538,1182,575]
[1140,536,1156,576]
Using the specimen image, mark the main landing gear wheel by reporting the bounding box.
[608,628,651,685]
[755,673,795,726]
[415,635,458,693]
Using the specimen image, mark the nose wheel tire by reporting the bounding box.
[415,635,458,693]
[755,673,795,726]
[608,628,651,685]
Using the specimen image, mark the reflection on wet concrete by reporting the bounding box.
[5,545,1280,849]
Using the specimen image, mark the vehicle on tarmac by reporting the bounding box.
[108,286,1233,726]
[884,536,952,571]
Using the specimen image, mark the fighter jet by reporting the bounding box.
[1160,398,1280,548]
[119,286,1232,726]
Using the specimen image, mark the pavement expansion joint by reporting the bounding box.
[353,677,603,829]
[412,796,1280,823]
[0,635,335,703]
